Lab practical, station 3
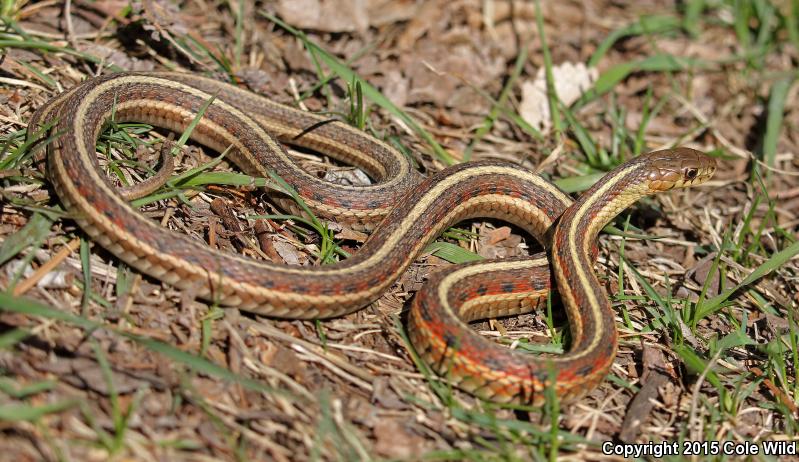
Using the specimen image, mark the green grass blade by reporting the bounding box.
[261,12,455,165]
[589,15,682,66]
[578,54,708,106]
[463,45,528,161]
[561,103,600,166]
[761,77,794,180]
[0,328,31,349]
[535,0,562,136]
[424,241,483,263]
[673,344,723,390]
[0,377,56,398]
[80,237,91,315]
[0,212,52,267]
[682,1,706,36]
[0,400,78,422]
[0,38,122,71]
[0,293,289,398]
[696,240,799,320]
[553,172,605,193]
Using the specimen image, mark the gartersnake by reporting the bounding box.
[30,72,716,404]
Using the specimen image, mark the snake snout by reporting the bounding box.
[681,152,716,187]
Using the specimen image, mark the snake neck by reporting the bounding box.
[555,164,652,254]
[550,164,652,356]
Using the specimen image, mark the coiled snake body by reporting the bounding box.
[31,73,716,404]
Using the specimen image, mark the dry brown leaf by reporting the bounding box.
[324,168,372,186]
[367,0,419,27]
[273,240,306,265]
[519,63,598,134]
[78,44,155,71]
[688,254,736,297]
[485,225,512,245]
[373,418,426,458]
[335,227,369,243]
[276,0,369,33]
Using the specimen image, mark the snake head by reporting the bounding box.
[645,147,716,192]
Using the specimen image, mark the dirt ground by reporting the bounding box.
[1,0,799,460]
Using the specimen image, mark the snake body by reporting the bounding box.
[30,72,716,404]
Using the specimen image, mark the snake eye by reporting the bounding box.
[685,168,698,180]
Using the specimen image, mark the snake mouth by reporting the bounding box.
[695,171,715,184]
[689,165,716,186]
[647,163,716,192]
[647,172,714,192]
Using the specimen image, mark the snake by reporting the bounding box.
[29,72,716,405]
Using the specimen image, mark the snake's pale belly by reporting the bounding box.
[30,72,716,405]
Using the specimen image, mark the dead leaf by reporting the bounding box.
[370,377,408,410]
[688,253,736,297]
[403,41,504,110]
[324,168,372,186]
[335,227,369,243]
[477,224,523,259]
[519,63,598,134]
[619,344,672,442]
[276,0,369,33]
[366,0,419,27]
[78,44,155,71]
[273,240,307,265]
[261,341,309,384]
[373,418,426,458]
[379,68,409,107]
[43,357,152,396]
[485,226,512,245]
